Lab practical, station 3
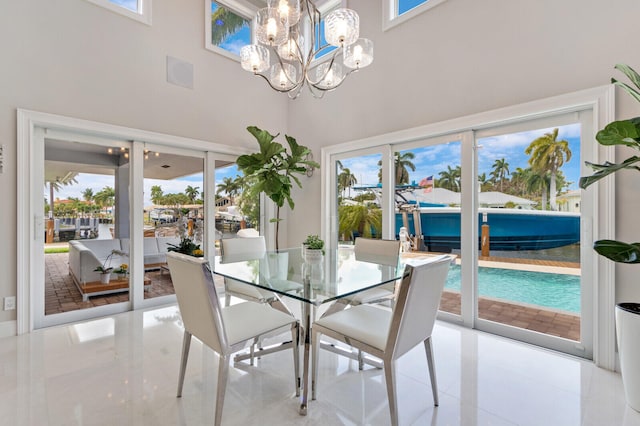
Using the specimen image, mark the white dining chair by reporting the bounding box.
[220,236,303,307]
[167,252,300,426]
[311,256,452,426]
[349,237,401,305]
[319,237,400,369]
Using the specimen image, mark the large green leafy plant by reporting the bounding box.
[237,126,319,250]
[580,64,640,263]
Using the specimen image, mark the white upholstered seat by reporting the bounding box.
[167,252,299,426]
[312,256,452,426]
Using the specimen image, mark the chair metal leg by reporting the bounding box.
[249,338,257,366]
[383,359,399,426]
[215,354,230,426]
[177,331,192,398]
[424,337,439,406]
[224,293,231,307]
[358,349,365,370]
[311,329,320,401]
[292,323,300,397]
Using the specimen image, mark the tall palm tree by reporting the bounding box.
[490,158,510,192]
[45,173,78,219]
[524,170,549,210]
[150,185,164,205]
[478,172,489,191]
[377,152,417,185]
[94,186,116,215]
[82,188,94,203]
[525,128,572,211]
[338,167,357,197]
[216,176,241,205]
[184,185,200,204]
[438,165,461,191]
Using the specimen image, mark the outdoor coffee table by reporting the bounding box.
[77,275,151,301]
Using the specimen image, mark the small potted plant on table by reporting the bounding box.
[303,234,324,263]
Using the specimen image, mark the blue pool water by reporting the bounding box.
[445,264,581,313]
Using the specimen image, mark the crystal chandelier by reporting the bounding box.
[240,0,374,99]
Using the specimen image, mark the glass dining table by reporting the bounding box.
[213,245,406,416]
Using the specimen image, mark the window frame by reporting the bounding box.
[85,0,152,25]
[204,0,256,62]
[383,0,448,32]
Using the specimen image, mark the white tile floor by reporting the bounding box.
[1,303,639,426]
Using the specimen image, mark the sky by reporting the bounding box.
[399,0,430,15]
[340,123,582,191]
[109,0,138,12]
[211,2,250,56]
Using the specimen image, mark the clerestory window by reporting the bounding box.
[205,0,253,61]
[85,0,152,25]
[383,0,448,31]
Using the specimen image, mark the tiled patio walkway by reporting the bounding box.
[44,252,580,341]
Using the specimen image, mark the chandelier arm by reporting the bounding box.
[305,44,341,86]
[308,67,359,93]
[252,71,303,94]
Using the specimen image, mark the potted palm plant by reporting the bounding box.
[579,63,640,411]
[236,126,319,250]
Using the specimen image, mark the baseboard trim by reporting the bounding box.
[0,320,17,338]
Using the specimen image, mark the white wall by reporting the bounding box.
[0,0,286,325]
[2,0,640,329]
[286,0,640,304]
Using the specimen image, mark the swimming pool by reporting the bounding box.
[444,264,581,313]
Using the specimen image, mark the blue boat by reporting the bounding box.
[395,207,580,252]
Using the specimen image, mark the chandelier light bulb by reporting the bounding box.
[240,45,270,73]
[270,63,297,90]
[325,8,359,47]
[315,62,343,89]
[268,0,300,26]
[256,8,288,46]
[267,18,278,40]
[344,38,374,69]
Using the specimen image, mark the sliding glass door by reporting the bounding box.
[473,112,593,356]
[326,108,597,358]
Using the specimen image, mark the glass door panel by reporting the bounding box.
[396,141,462,316]
[214,162,257,240]
[475,123,582,341]
[335,153,383,244]
[44,139,131,315]
[143,149,204,300]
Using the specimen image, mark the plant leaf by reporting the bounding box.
[615,63,640,89]
[579,156,640,188]
[594,239,640,263]
[595,120,640,148]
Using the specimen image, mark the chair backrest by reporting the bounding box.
[220,237,270,299]
[386,256,451,359]
[354,237,400,266]
[220,236,266,262]
[237,228,259,238]
[167,252,228,355]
